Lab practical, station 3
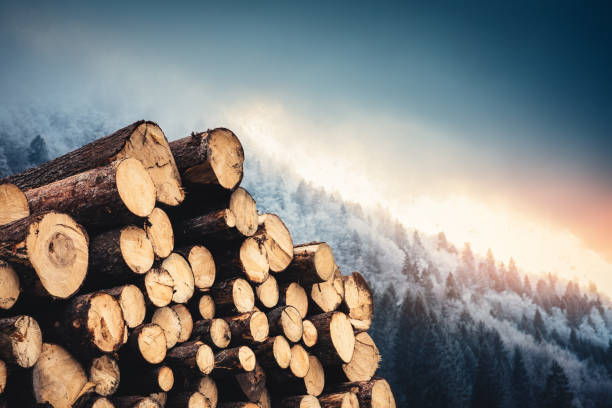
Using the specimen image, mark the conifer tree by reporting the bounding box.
[542,361,573,408]
[511,348,532,408]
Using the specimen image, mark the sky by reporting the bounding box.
[1,1,611,292]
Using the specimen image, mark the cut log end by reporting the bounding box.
[312,243,335,282]
[342,332,380,382]
[304,355,325,397]
[115,158,157,217]
[196,376,218,408]
[187,246,216,291]
[172,304,194,343]
[229,188,258,237]
[157,365,174,392]
[233,278,255,314]
[0,183,29,226]
[198,295,216,320]
[371,379,396,408]
[89,355,120,396]
[250,311,270,343]
[259,214,293,272]
[85,293,126,353]
[240,237,270,283]
[280,395,320,408]
[330,312,355,363]
[0,261,20,310]
[238,346,256,372]
[211,318,232,348]
[290,344,310,378]
[146,208,174,258]
[134,324,167,364]
[152,306,182,349]
[197,344,215,375]
[302,320,318,348]
[281,306,303,343]
[144,268,175,307]
[256,275,279,309]
[26,212,89,299]
[0,315,42,368]
[342,272,374,331]
[120,226,154,274]
[117,284,146,328]
[207,128,244,189]
[162,253,195,304]
[319,393,358,408]
[283,283,308,319]
[273,335,292,369]
[0,359,5,394]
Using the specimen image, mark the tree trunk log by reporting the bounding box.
[255,214,293,273]
[279,395,320,408]
[102,285,146,329]
[330,379,396,408]
[213,236,269,284]
[0,315,42,368]
[145,208,174,259]
[0,360,5,395]
[252,335,291,372]
[166,391,210,408]
[309,312,355,365]
[113,396,162,408]
[210,278,254,316]
[172,304,194,343]
[318,393,359,408]
[266,306,303,343]
[176,245,216,292]
[278,283,308,319]
[301,320,318,348]
[152,306,182,349]
[190,294,216,320]
[213,346,256,375]
[0,183,29,226]
[192,318,231,349]
[89,355,120,397]
[0,261,20,311]
[309,277,344,315]
[277,243,335,286]
[166,341,214,375]
[160,253,195,304]
[128,324,167,365]
[224,311,269,345]
[341,272,373,332]
[255,275,279,310]
[119,365,174,394]
[140,268,175,308]
[327,332,379,383]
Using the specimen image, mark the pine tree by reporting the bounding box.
[541,361,573,408]
[511,348,532,408]
[471,344,502,408]
[534,309,546,342]
[445,272,460,300]
[506,258,522,294]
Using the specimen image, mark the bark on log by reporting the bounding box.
[309,277,344,315]
[329,332,379,383]
[0,360,5,394]
[190,294,216,320]
[169,129,244,190]
[141,268,175,307]
[278,283,308,319]
[0,261,20,310]
[257,388,271,408]
[232,362,267,402]
[210,278,254,315]
[152,306,182,349]
[0,315,42,368]
[161,253,195,304]
[318,393,358,408]
[102,285,146,329]
[172,304,194,343]
[224,311,269,345]
[252,335,291,371]
[255,214,293,273]
[119,365,174,394]
[278,243,335,286]
[0,183,29,226]
[301,320,318,348]
[166,391,210,408]
[166,341,214,375]
[32,343,88,408]
[145,208,174,259]
[176,245,216,292]
[1,121,184,206]
[255,275,279,310]
[89,355,120,397]
[24,158,156,230]
[194,376,218,408]
[128,324,167,365]
[266,306,303,343]
[113,396,162,408]
[191,318,231,349]
[309,312,355,365]
[213,346,256,375]
[0,212,89,299]
[279,395,320,408]
[341,272,373,331]
[213,236,269,284]
[330,379,396,408]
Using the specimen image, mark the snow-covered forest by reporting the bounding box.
[2,108,612,407]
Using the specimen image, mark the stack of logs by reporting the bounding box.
[0,121,396,408]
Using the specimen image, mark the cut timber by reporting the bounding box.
[195,376,218,408]
[341,272,374,331]
[214,236,269,284]
[310,278,343,314]
[232,362,267,402]
[267,306,303,343]
[113,396,161,408]
[192,318,231,349]
[175,188,258,243]
[166,341,214,375]
[0,315,42,368]
[170,128,244,190]
[258,388,272,408]
[176,245,216,291]
[89,355,120,396]
[331,379,396,408]
[213,346,256,374]
[74,396,115,408]
[129,324,167,365]
[256,275,279,309]
[0,183,29,226]
[252,336,291,370]
[340,332,380,382]
[224,311,269,345]
[0,261,20,310]
[301,320,318,348]
[279,395,320,408]
[162,253,195,303]
[279,283,308,319]
[103,285,146,328]
[318,393,359,408]
[279,243,335,286]
[210,278,254,315]
[32,343,87,408]
[0,212,89,299]
[149,392,166,407]
[302,355,325,396]
[152,307,182,349]
[90,226,154,279]
[24,158,156,229]
[1,121,184,206]
[145,208,174,258]
[142,268,175,307]
[166,391,210,408]
[0,360,5,394]
[194,294,216,320]
[290,344,310,378]
[256,214,293,272]
[63,292,125,354]
[172,304,194,343]
[310,312,355,364]
[120,364,174,394]
[218,403,259,408]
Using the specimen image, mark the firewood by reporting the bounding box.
[218,403,259,408]
[24,158,156,230]
[330,379,396,408]
[32,343,88,408]
[176,245,216,292]
[341,272,373,331]
[192,318,231,349]
[61,291,126,354]
[213,236,269,284]
[252,336,291,371]
[309,277,343,315]
[194,377,218,408]
[102,285,146,329]
[330,332,380,383]
[301,320,318,348]
[213,346,256,375]
[288,344,310,379]
[224,311,269,345]
[128,324,167,365]
[255,275,279,309]
[279,395,320,408]
[210,278,254,315]
[119,365,174,394]
[166,391,210,408]
[0,360,5,394]
[278,243,335,286]
[191,294,216,320]
[172,304,194,343]
[309,312,355,364]
[318,393,358,408]
[148,392,166,407]
[161,253,195,304]
[256,214,293,273]
[278,283,308,319]
[89,226,154,284]
[152,307,182,349]
[175,188,258,244]
[266,306,303,343]
[0,261,20,310]
[141,268,175,307]
[0,121,184,206]
[257,388,271,408]
[169,128,244,190]
[0,183,29,226]
[74,395,116,408]
[299,355,325,397]
[145,208,174,259]
[0,316,41,368]
[231,362,267,402]
[113,395,162,408]
[89,355,120,397]
[0,212,89,299]
[166,341,214,375]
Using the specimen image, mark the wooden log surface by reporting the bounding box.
[166,341,214,375]
[145,208,174,259]
[176,245,216,292]
[0,261,20,311]
[267,306,303,343]
[0,315,42,368]
[278,283,308,319]
[192,318,231,349]
[278,243,335,286]
[279,395,320,408]
[256,214,293,273]
[341,272,374,331]
[128,324,167,365]
[210,278,254,316]
[89,355,120,397]
[102,285,146,329]
[224,311,269,345]
[255,275,279,310]
[0,183,29,226]
[309,312,355,365]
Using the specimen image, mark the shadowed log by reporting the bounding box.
[309,312,355,365]
[279,395,320,408]
[278,283,308,319]
[192,318,231,349]
[266,306,303,343]
[318,393,358,408]
[152,307,182,349]
[128,324,167,365]
[224,311,269,345]
[89,355,120,397]
[213,236,269,284]
[102,285,146,329]
[210,278,254,315]
[166,341,214,375]
[213,346,256,375]
[0,262,20,311]
[119,365,174,394]
[252,336,291,371]
[278,243,335,286]
[113,396,162,408]
[167,391,210,408]
[330,379,396,408]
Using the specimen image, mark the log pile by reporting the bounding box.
[0,123,395,408]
